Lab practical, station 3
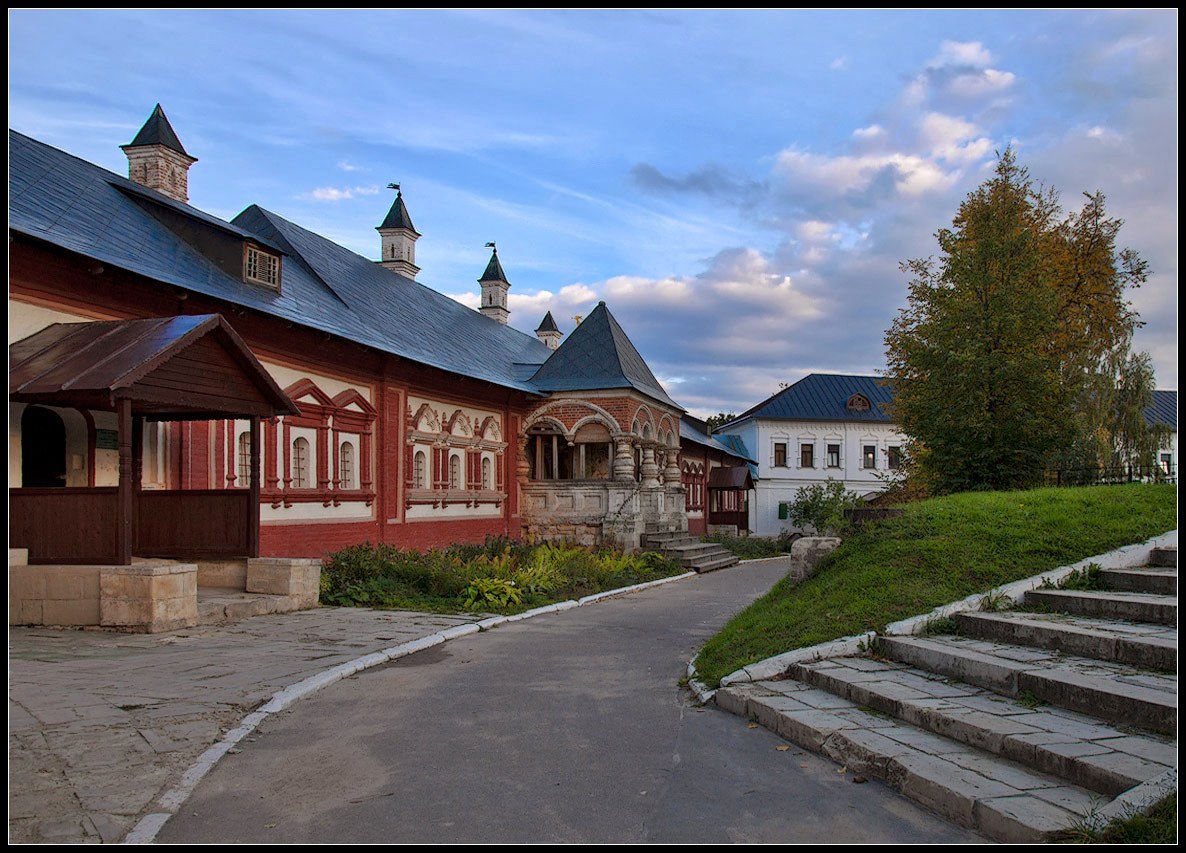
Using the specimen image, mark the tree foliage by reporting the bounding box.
[884,149,1154,493]
[705,412,737,432]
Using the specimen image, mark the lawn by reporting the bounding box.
[694,483,1177,688]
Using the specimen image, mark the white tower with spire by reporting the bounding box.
[479,243,511,325]
[376,184,421,279]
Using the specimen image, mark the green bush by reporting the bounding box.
[320,536,684,614]
[788,479,864,535]
[704,533,792,559]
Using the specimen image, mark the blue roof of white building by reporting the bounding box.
[730,373,895,426]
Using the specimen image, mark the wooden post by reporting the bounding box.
[249,416,261,558]
[116,399,133,565]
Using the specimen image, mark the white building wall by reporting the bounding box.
[720,418,908,536]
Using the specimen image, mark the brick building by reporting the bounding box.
[9,105,694,568]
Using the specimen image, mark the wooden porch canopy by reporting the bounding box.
[707,465,754,491]
[10,314,299,565]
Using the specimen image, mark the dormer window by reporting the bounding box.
[245,244,281,290]
[846,393,871,412]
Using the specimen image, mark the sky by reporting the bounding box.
[8,9,1178,418]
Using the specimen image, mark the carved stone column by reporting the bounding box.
[640,444,660,488]
[662,447,681,486]
[613,436,635,482]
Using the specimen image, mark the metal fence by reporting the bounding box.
[1043,464,1176,487]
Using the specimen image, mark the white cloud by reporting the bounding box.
[307,185,380,201]
[918,112,993,164]
[945,67,1016,98]
[830,55,848,71]
[775,148,959,198]
[337,160,362,172]
[933,40,993,68]
[852,124,885,139]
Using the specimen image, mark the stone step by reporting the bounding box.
[716,679,1109,843]
[640,533,695,549]
[1148,547,1177,568]
[788,655,1176,796]
[1099,567,1177,596]
[1024,589,1176,626]
[876,635,1177,735]
[9,548,29,567]
[954,611,1177,672]
[664,542,728,561]
[689,552,740,573]
[196,588,303,625]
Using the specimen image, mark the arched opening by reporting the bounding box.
[449,454,461,489]
[291,437,311,488]
[413,450,427,489]
[237,432,252,487]
[339,441,356,490]
[481,456,492,490]
[21,406,67,488]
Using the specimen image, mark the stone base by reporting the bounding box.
[9,564,101,626]
[100,563,198,632]
[246,557,321,608]
[787,536,842,581]
[196,558,248,589]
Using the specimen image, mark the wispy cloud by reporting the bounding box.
[305,185,381,202]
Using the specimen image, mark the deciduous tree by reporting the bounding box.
[884,149,1154,493]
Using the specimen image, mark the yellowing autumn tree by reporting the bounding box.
[884,149,1154,493]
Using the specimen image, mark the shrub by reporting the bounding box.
[788,479,864,536]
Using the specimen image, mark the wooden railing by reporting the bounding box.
[11,488,252,563]
[136,490,250,558]
[10,487,119,564]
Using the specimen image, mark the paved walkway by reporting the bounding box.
[9,608,481,843]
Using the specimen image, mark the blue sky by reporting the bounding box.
[9,9,1177,417]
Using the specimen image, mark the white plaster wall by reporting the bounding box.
[262,360,374,405]
[725,419,908,536]
[407,395,502,441]
[8,299,115,345]
[405,502,502,520]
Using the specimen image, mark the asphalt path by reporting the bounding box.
[158,561,984,843]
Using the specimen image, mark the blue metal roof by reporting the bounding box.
[1145,389,1177,430]
[530,302,682,410]
[679,417,755,463]
[9,130,554,396]
[732,373,894,426]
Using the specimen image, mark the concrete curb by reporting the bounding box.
[123,569,697,844]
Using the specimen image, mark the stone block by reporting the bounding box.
[974,794,1080,843]
[786,536,841,581]
[196,559,248,589]
[100,563,198,632]
[41,597,101,626]
[9,548,29,567]
[246,558,321,607]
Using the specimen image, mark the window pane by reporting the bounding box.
[863,446,876,469]
[827,444,840,467]
[800,444,813,468]
[774,443,787,467]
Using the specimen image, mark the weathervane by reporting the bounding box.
[485,241,496,252]
[387,182,401,193]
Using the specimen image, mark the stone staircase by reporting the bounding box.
[641,530,739,573]
[716,545,1177,842]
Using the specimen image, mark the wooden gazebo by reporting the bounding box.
[10,315,298,565]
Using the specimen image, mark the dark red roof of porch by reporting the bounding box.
[9,314,298,419]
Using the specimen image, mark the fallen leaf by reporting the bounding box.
[265,823,277,829]
[775,745,791,752]
[853,775,868,784]
[836,766,847,774]
[746,723,759,729]
[799,764,809,768]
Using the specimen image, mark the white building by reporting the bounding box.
[714,374,907,536]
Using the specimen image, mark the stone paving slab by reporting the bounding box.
[8,607,482,844]
[955,610,1177,671]
[789,655,1175,796]
[1024,588,1177,626]
[717,681,1101,842]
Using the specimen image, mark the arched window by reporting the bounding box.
[21,406,67,488]
[291,437,311,488]
[449,454,461,489]
[413,450,427,489]
[237,432,252,487]
[339,441,356,490]
[481,457,492,490]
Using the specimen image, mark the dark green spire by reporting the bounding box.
[378,190,418,234]
[479,246,509,283]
